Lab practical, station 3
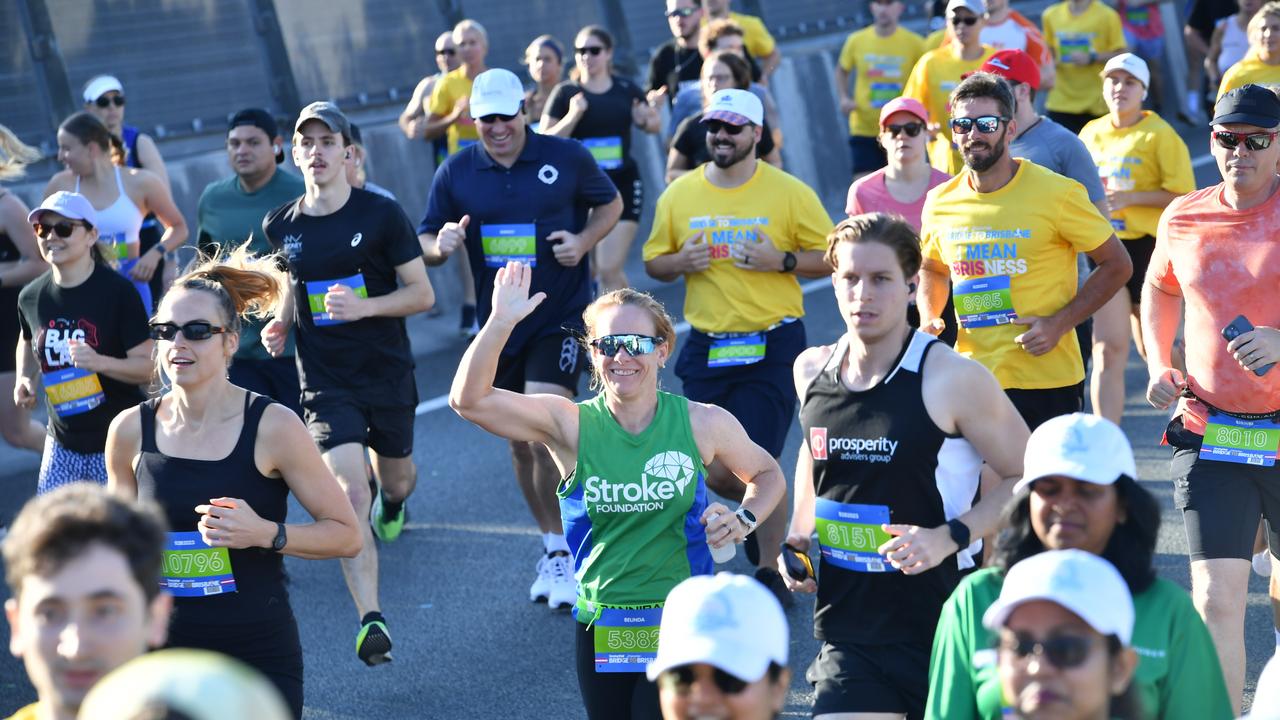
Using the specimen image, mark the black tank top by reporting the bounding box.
[135,391,292,625]
[799,331,981,645]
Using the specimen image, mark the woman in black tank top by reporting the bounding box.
[105,247,361,719]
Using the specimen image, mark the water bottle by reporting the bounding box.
[707,513,737,563]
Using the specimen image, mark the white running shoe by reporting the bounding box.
[547,551,577,611]
[529,554,551,603]
[1255,550,1274,578]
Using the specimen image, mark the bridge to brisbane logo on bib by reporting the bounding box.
[583,451,696,513]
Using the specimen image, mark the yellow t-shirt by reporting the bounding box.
[1217,54,1280,98]
[5,703,38,720]
[643,163,832,333]
[924,28,947,52]
[428,67,480,155]
[1042,0,1126,116]
[703,12,777,59]
[1078,111,1195,239]
[902,45,997,174]
[839,26,927,137]
[920,160,1113,389]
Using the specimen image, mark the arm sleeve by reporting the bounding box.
[790,184,835,252]
[672,116,701,158]
[545,82,574,120]
[1106,9,1126,51]
[384,201,424,267]
[262,205,284,251]
[428,76,453,116]
[838,35,858,72]
[1159,128,1197,195]
[625,79,646,104]
[1042,11,1058,59]
[575,143,621,207]
[642,191,678,262]
[1147,201,1181,292]
[17,294,31,342]
[924,583,980,720]
[1158,587,1235,720]
[1056,179,1113,253]
[416,162,458,235]
[743,16,777,58]
[903,57,929,107]
[1061,137,1106,203]
[920,195,946,264]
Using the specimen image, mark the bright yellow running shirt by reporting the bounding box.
[920,160,1114,389]
[1079,111,1195,239]
[643,162,831,333]
[903,45,997,174]
[1042,0,1125,116]
[428,67,481,155]
[839,26,926,137]
[1217,54,1280,98]
[702,12,776,59]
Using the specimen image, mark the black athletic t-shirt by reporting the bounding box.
[263,188,421,400]
[17,264,149,453]
[798,332,981,646]
[647,39,703,103]
[546,77,646,174]
[672,113,776,167]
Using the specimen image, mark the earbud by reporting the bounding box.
[908,283,917,292]
[273,144,281,154]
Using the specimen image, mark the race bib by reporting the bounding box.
[43,367,104,418]
[162,531,237,597]
[708,334,765,367]
[815,498,894,573]
[954,275,1017,328]
[583,136,624,170]
[869,82,902,109]
[1199,412,1280,467]
[593,607,662,673]
[1058,33,1094,56]
[481,223,537,268]
[306,273,368,326]
[1125,6,1150,23]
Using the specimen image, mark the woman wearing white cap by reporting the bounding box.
[925,413,1232,720]
[984,549,1141,720]
[1078,54,1194,425]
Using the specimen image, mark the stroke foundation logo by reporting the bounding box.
[584,451,696,513]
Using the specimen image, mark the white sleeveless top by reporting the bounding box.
[1219,16,1250,76]
[76,166,143,250]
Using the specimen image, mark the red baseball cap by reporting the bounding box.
[972,49,1040,91]
[878,97,929,127]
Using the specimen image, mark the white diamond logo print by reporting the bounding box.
[643,451,695,495]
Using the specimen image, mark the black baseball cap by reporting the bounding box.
[1211,84,1280,129]
[294,101,352,143]
[228,108,284,164]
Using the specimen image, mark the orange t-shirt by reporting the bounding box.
[1150,184,1280,433]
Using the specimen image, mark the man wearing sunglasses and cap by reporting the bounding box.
[419,68,622,612]
[195,108,304,416]
[1144,83,1280,713]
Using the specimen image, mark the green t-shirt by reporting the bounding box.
[557,391,713,622]
[925,567,1233,720]
[195,169,305,360]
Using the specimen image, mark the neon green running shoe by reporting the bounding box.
[356,618,393,666]
[371,493,406,543]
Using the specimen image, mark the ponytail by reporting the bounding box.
[0,124,41,181]
[169,241,287,334]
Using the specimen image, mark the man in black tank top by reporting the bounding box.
[778,215,1029,720]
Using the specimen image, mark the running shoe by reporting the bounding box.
[1255,550,1274,578]
[356,618,393,666]
[371,493,406,543]
[754,566,794,609]
[546,551,576,611]
[530,553,552,603]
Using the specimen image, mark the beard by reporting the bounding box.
[709,135,755,168]
[963,126,1008,172]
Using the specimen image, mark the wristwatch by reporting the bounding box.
[734,507,758,535]
[780,251,797,273]
[271,522,288,552]
[946,519,971,550]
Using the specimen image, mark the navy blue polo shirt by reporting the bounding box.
[419,132,618,356]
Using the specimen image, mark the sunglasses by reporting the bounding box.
[94,95,125,108]
[589,334,664,357]
[950,115,1007,135]
[999,634,1097,669]
[1212,129,1277,151]
[667,6,699,17]
[148,321,228,342]
[658,665,750,695]
[575,46,606,56]
[705,120,747,135]
[478,112,520,124]
[885,121,924,138]
[33,221,86,239]
[950,15,979,25]
[436,48,456,57]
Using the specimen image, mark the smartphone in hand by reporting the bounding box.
[1222,315,1275,377]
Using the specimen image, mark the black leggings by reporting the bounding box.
[575,621,662,720]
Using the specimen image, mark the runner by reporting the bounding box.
[1143,83,1280,713]
[263,100,434,666]
[648,0,705,106]
[1207,0,1260,91]
[835,0,926,178]
[977,0,1054,86]
[398,30,459,164]
[1,484,171,720]
[195,108,305,415]
[644,89,831,599]
[667,20,782,142]
[903,0,996,174]
[0,125,51,454]
[1217,2,1280,98]
[648,574,791,720]
[984,550,1143,720]
[419,69,622,611]
[700,0,780,82]
[1185,0,1240,121]
[106,249,362,718]
[1079,55,1194,424]
[918,73,1131,431]
[44,112,187,312]
[346,123,397,201]
[778,213,1028,720]
[17,193,152,494]
[666,52,781,183]
[1040,0,1126,134]
[543,25,661,292]
[1115,0,1165,107]
[82,75,174,305]
[450,266,785,720]
[925,413,1232,720]
[523,35,565,130]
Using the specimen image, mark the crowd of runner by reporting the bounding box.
[0,0,1278,717]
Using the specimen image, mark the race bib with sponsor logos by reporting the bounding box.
[954,275,1017,328]
[593,606,662,673]
[481,223,537,268]
[583,136,624,170]
[1199,412,1280,467]
[306,273,368,326]
[815,498,894,573]
[162,531,237,597]
[43,367,105,418]
[708,334,765,367]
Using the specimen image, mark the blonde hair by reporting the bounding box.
[581,289,677,392]
[164,241,286,335]
[0,124,41,182]
[1248,1,1280,44]
[453,19,488,46]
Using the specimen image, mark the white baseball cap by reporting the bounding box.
[946,0,985,16]
[646,573,788,682]
[28,191,99,228]
[1101,53,1151,99]
[83,75,124,103]
[470,69,525,119]
[1014,413,1136,495]
[702,89,764,127]
[982,549,1135,645]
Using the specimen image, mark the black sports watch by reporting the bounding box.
[780,251,797,273]
[271,522,288,552]
[946,519,970,550]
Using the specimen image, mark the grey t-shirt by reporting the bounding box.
[1011,116,1105,203]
